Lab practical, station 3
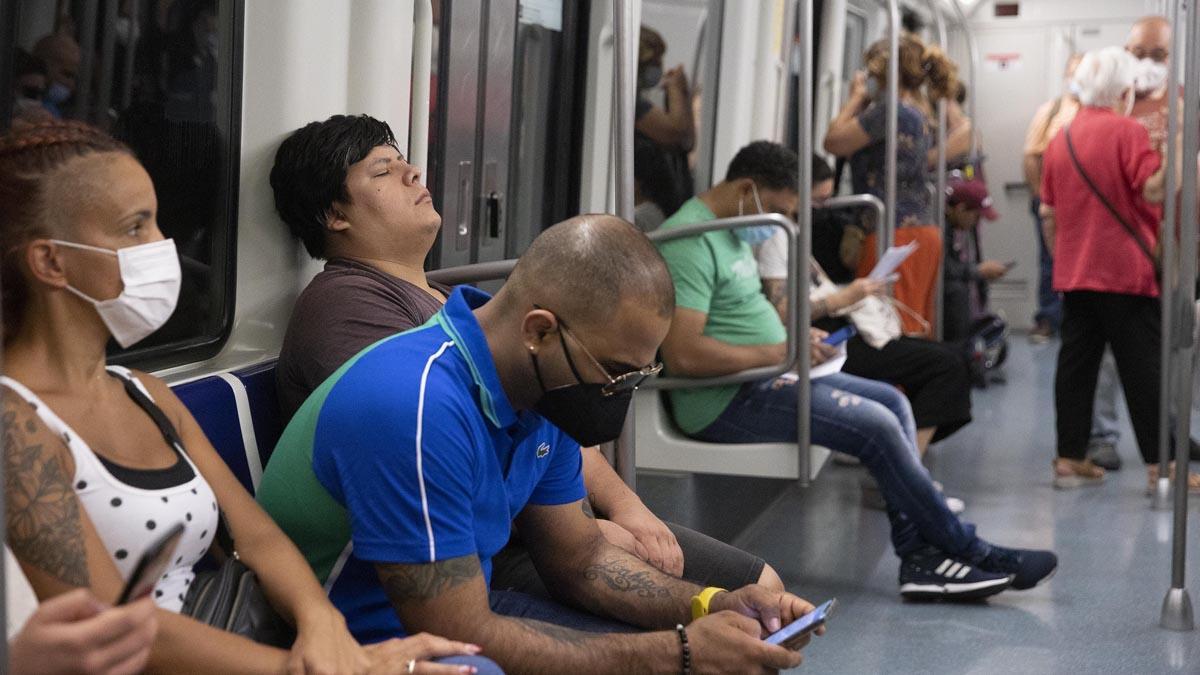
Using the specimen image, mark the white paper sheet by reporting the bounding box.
[809,344,848,380]
[868,242,919,281]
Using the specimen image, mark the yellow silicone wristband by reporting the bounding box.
[690,586,727,620]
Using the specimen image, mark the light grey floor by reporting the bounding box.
[638,338,1199,674]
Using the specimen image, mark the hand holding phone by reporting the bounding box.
[764,598,836,650]
[822,326,857,346]
[117,522,185,604]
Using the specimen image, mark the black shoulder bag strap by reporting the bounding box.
[1063,123,1161,275]
[115,370,237,556]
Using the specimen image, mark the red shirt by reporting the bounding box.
[1041,106,1162,297]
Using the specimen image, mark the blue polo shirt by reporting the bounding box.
[258,286,585,643]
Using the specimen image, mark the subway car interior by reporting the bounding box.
[1,0,1199,673]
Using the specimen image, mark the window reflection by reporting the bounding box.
[4,0,238,367]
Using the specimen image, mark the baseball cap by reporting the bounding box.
[946,175,999,220]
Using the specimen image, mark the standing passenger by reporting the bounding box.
[1039,48,1196,492]
[1022,55,1082,344]
[824,36,958,335]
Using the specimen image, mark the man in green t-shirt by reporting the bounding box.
[655,141,1058,600]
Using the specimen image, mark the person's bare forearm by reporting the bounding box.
[468,613,678,674]
[664,335,784,377]
[233,518,337,629]
[379,557,680,674]
[666,85,695,148]
[548,539,703,628]
[146,610,286,675]
[582,447,639,517]
[1023,154,1042,192]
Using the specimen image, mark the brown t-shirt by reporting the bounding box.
[275,258,451,422]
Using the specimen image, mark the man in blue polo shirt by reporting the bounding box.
[259,216,816,673]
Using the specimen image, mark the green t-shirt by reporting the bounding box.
[656,198,788,433]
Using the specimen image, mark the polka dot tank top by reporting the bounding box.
[1,367,219,612]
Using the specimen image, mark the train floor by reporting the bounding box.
[638,337,1200,674]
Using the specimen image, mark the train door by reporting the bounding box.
[429,0,583,270]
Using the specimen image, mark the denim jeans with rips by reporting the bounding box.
[692,371,986,561]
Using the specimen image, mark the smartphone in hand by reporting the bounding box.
[764,599,836,650]
[821,326,857,346]
[117,522,186,604]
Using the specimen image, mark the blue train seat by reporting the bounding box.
[172,360,282,495]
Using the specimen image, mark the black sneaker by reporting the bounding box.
[975,545,1058,590]
[898,547,1013,601]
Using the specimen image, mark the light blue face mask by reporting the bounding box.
[44,81,71,105]
[735,183,776,246]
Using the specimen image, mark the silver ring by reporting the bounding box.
[406,659,416,674]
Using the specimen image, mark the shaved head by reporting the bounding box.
[505,214,674,326]
[1127,16,1170,62]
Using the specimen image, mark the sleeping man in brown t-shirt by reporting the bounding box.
[268,114,784,600]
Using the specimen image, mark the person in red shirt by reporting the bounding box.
[1039,46,1179,491]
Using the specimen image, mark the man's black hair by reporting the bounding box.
[269,114,398,259]
[812,154,834,185]
[725,140,799,192]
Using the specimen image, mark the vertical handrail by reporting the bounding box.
[73,0,101,119]
[796,0,814,485]
[613,0,638,488]
[882,0,900,256]
[949,0,979,164]
[120,0,141,110]
[96,0,118,124]
[410,0,434,173]
[1161,0,1196,633]
[929,0,948,341]
[1153,0,1183,512]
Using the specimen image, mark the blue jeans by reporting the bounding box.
[693,372,985,560]
[438,656,505,674]
[1031,198,1062,328]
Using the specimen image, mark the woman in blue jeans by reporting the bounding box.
[693,369,1058,600]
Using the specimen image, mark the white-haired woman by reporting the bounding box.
[1039,47,1197,493]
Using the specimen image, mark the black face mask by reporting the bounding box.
[530,329,633,447]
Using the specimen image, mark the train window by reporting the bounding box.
[1,0,242,371]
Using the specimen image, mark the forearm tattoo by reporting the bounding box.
[583,556,672,599]
[4,401,89,586]
[377,554,481,602]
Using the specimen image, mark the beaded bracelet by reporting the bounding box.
[675,623,691,674]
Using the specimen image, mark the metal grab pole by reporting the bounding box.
[949,0,980,166]
[882,0,900,257]
[1154,0,1183,512]
[1161,0,1197,633]
[796,0,814,485]
[929,0,948,341]
[612,0,638,489]
[410,0,434,174]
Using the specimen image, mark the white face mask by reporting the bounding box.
[1133,58,1169,95]
[52,239,181,348]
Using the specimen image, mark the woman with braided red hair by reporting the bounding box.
[0,121,496,674]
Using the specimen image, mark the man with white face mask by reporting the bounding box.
[1126,16,1174,149]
